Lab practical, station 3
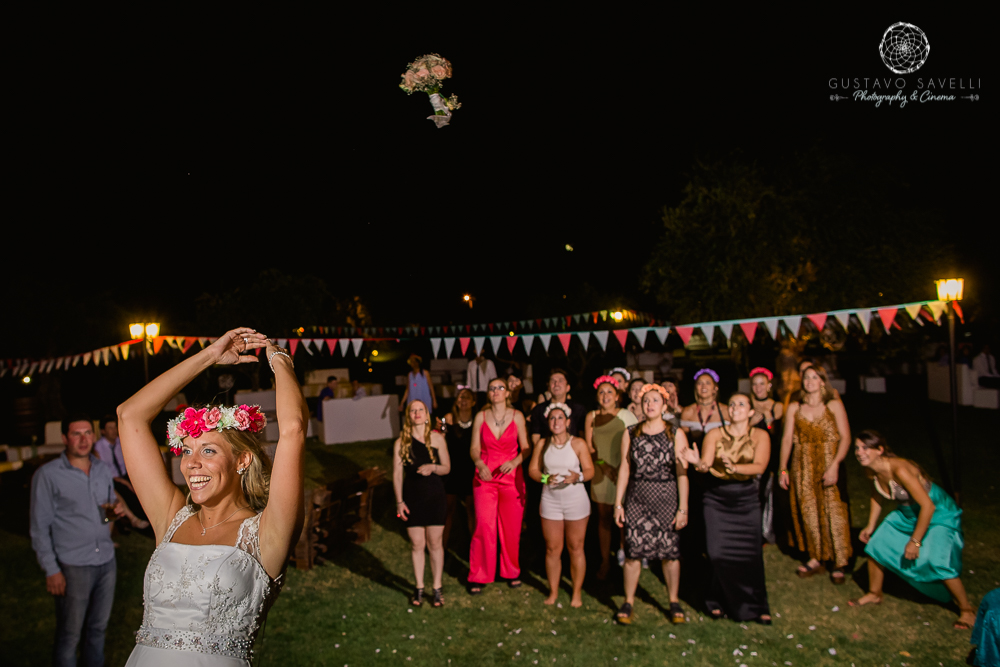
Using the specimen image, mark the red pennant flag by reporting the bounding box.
[420,327,426,336]
[535,319,542,328]
[152,336,165,354]
[613,330,628,349]
[356,328,363,336]
[506,337,517,353]
[592,312,599,323]
[807,313,827,331]
[182,338,197,354]
[325,339,338,353]
[878,308,898,332]
[739,322,758,343]
[378,328,384,336]
[487,323,494,333]
[443,326,449,334]
[459,337,471,355]
[675,326,694,346]
[953,302,964,323]
[511,322,517,331]
[565,316,572,327]
[557,333,571,354]
[466,325,472,333]
[288,339,299,355]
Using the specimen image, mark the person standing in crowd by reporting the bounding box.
[609,367,631,406]
[614,384,690,625]
[972,343,999,388]
[679,369,730,447]
[117,329,308,665]
[93,414,148,530]
[467,351,497,404]
[401,354,436,414]
[31,413,123,667]
[506,371,535,416]
[394,400,451,608]
[530,403,594,607]
[748,368,783,545]
[442,388,477,551]
[316,376,338,421]
[624,378,646,423]
[585,375,632,579]
[849,430,976,629]
[468,377,529,593]
[779,365,852,583]
[662,379,682,429]
[683,393,772,624]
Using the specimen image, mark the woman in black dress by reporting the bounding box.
[749,367,783,545]
[613,384,690,625]
[394,400,451,607]
[442,388,476,551]
[682,393,771,624]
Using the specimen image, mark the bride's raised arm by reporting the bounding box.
[258,339,309,577]
[118,328,269,541]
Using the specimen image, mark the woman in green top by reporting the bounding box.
[585,375,633,579]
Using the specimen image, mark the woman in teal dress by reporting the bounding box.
[849,430,977,630]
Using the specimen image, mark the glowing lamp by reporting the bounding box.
[372,350,378,356]
[129,323,145,340]
[22,375,31,384]
[509,331,514,336]
[935,279,964,302]
[145,323,160,338]
[612,311,623,322]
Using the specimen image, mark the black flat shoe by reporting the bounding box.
[616,602,633,625]
[468,584,483,595]
[670,603,687,624]
[708,608,724,620]
[754,615,772,625]
[508,579,522,588]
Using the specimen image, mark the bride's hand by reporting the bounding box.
[207,328,268,365]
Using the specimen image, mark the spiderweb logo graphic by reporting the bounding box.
[879,22,930,74]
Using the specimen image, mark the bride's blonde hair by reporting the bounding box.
[187,420,272,513]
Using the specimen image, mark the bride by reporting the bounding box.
[118,328,307,665]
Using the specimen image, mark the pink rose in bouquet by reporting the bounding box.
[430,64,450,79]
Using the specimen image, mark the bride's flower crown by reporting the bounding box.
[166,405,266,455]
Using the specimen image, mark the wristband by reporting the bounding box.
[540,474,550,485]
[779,470,788,475]
[595,459,606,466]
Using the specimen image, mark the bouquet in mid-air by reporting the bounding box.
[398,53,461,128]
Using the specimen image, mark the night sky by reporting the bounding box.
[3,12,989,360]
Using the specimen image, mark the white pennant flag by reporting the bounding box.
[702,325,715,347]
[351,339,364,356]
[472,336,486,356]
[927,301,946,323]
[653,327,670,345]
[761,318,779,340]
[904,304,923,321]
[855,310,871,334]
[523,335,535,356]
[831,310,851,331]
[301,339,315,355]
[489,336,503,354]
[29,362,39,375]
[781,316,802,339]
[592,331,609,350]
[101,348,110,366]
[72,355,81,367]
[443,337,456,358]
[537,334,552,353]
[577,331,591,350]
[718,322,734,341]
[430,338,442,358]
[338,339,350,357]
[277,339,288,349]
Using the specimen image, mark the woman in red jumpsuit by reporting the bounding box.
[468,377,530,593]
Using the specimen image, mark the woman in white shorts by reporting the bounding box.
[529,403,594,607]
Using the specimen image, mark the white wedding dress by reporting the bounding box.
[125,506,282,666]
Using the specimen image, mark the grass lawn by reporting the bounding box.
[1,383,996,666]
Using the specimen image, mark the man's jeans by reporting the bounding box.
[54,558,116,667]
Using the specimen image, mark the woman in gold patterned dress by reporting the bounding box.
[778,366,853,583]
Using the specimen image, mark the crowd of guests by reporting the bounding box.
[393,361,979,631]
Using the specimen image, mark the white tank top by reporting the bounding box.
[542,439,582,477]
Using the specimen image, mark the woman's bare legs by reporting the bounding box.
[943,577,977,627]
[661,559,681,603]
[565,517,588,607]
[407,527,427,589]
[541,518,564,604]
[426,525,445,590]
[596,503,613,579]
[623,558,642,605]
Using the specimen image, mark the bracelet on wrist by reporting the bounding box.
[268,350,293,372]
[677,508,688,515]
[909,537,922,547]
[614,504,623,510]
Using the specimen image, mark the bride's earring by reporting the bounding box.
[237,468,246,475]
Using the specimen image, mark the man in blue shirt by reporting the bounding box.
[30,413,122,667]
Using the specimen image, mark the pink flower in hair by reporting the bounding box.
[203,407,222,429]
[180,407,209,439]
[233,408,251,431]
[243,405,266,432]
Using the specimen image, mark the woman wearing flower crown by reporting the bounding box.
[118,328,308,666]
[613,384,690,625]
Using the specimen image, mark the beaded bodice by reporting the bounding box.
[134,506,282,660]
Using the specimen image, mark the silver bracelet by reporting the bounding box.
[677,508,688,515]
[268,350,292,372]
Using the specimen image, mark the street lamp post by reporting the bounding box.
[935,279,964,507]
[129,322,160,385]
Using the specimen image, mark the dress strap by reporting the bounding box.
[236,512,264,561]
[162,505,196,544]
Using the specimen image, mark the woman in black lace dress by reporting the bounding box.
[613,384,690,625]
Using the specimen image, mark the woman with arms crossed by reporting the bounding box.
[529,403,594,607]
[118,328,308,666]
[614,384,690,625]
[394,400,451,607]
[850,430,975,629]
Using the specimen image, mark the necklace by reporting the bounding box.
[550,435,571,448]
[458,418,473,429]
[697,401,717,431]
[197,505,249,536]
[491,407,507,429]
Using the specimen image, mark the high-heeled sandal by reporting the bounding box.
[616,602,633,625]
[669,602,686,624]
[411,587,424,606]
[796,561,823,578]
[432,588,444,607]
